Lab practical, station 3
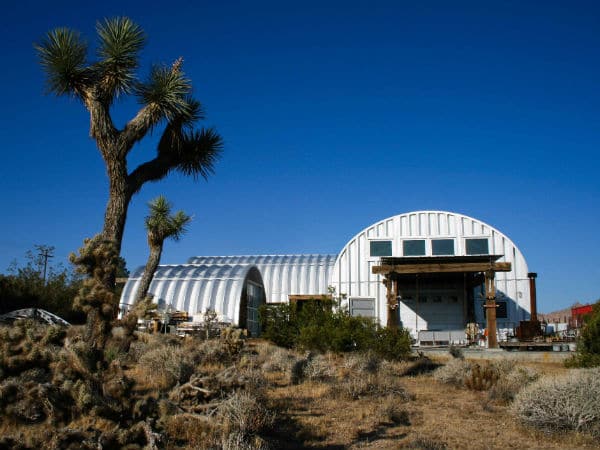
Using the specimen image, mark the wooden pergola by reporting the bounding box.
[372,255,511,348]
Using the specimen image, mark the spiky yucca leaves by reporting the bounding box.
[136,58,192,121]
[134,197,191,304]
[145,196,191,245]
[35,17,223,286]
[35,28,89,97]
[95,17,145,101]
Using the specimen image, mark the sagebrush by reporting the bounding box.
[512,368,600,437]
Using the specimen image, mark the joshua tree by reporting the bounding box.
[35,17,222,286]
[135,196,191,304]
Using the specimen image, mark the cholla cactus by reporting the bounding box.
[70,236,120,365]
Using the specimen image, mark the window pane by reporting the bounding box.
[350,298,375,317]
[432,239,455,255]
[403,240,426,256]
[370,240,392,257]
[466,238,489,255]
[497,301,508,319]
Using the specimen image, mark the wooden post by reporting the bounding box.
[484,270,498,349]
[383,275,399,328]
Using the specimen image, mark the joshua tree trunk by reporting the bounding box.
[102,179,131,254]
[135,243,163,304]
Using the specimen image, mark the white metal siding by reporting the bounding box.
[330,211,531,335]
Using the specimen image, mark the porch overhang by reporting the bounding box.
[372,255,512,349]
[372,255,511,276]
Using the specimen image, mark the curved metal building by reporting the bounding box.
[120,264,265,336]
[330,210,531,338]
[187,255,337,304]
[120,210,533,342]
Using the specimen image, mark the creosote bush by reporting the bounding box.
[259,300,411,360]
[512,368,600,437]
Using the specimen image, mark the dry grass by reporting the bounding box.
[2,324,598,450]
[254,346,599,449]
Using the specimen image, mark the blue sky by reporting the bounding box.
[1,0,598,312]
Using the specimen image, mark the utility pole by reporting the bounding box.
[35,245,54,284]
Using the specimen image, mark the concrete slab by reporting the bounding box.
[416,347,571,363]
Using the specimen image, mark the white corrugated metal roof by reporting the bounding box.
[120,263,261,324]
[187,255,337,303]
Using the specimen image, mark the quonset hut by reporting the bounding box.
[120,211,535,345]
[121,255,336,336]
[329,211,534,346]
[121,263,266,336]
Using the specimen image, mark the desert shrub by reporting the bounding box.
[259,301,411,359]
[512,368,600,437]
[138,345,194,389]
[236,365,267,393]
[220,432,270,450]
[433,359,512,391]
[566,300,600,368]
[333,370,412,401]
[259,303,298,349]
[127,340,150,363]
[448,345,464,359]
[407,436,448,450]
[163,413,219,448]
[377,396,410,425]
[261,346,297,373]
[217,391,274,437]
[488,366,539,403]
[303,354,335,382]
[221,327,246,356]
[400,356,441,376]
[372,326,412,360]
[290,355,310,385]
[196,337,229,363]
[433,358,471,386]
[343,352,381,375]
[193,330,246,365]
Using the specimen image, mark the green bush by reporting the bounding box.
[259,303,298,349]
[566,300,600,368]
[259,300,411,360]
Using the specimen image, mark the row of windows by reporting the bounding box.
[369,238,489,257]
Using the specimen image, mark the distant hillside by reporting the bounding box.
[538,303,582,323]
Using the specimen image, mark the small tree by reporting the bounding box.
[566,300,600,368]
[135,196,191,304]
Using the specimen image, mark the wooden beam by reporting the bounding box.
[288,294,332,303]
[372,262,511,275]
